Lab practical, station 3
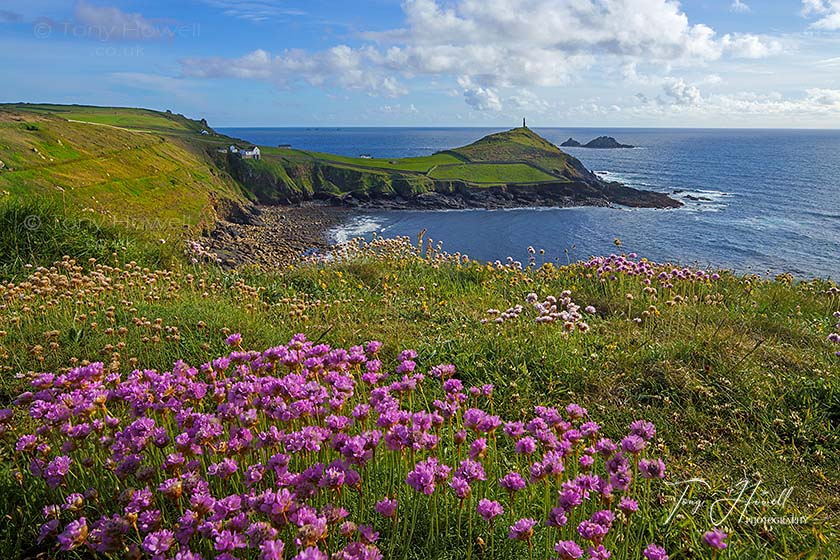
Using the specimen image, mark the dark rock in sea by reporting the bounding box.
[684,195,712,202]
[583,136,634,149]
[352,179,681,211]
[560,138,582,147]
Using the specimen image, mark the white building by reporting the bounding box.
[229,145,261,160]
[240,146,261,160]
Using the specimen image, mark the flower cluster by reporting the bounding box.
[829,311,840,358]
[481,292,594,331]
[185,240,222,264]
[584,254,720,287]
[1,335,673,559]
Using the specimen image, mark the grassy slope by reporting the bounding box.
[2,103,206,134]
[429,162,557,183]
[450,127,584,178]
[238,128,596,198]
[0,240,837,558]
[0,105,247,246]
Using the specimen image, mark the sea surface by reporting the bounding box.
[219,127,840,279]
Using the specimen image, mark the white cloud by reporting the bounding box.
[180,0,784,107]
[721,34,783,58]
[508,90,554,113]
[462,82,503,111]
[661,77,703,105]
[380,103,419,115]
[802,0,840,30]
[730,0,751,13]
[637,82,840,118]
[182,46,408,97]
[74,1,161,41]
[200,0,306,22]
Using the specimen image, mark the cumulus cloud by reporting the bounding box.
[508,90,554,113]
[182,47,408,97]
[461,81,503,111]
[180,0,784,107]
[721,34,783,58]
[637,83,840,118]
[661,78,703,105]
[802,0,840,30]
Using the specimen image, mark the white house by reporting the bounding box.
[240,146,261,160]
[229,145,261,160]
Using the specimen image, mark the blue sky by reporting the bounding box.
[1,0,840,127]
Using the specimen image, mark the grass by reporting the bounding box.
[286,150,464,173]
[0,234,838,558]
[429,163,558,183]
[0,198,176,278]
[0,109,247,244]
[1,103,206,134]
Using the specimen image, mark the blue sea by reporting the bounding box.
[219,127,840,279]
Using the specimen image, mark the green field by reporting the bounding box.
[292,150,464,172]
[0,106,246,256]
[428,162,559,183]
[3,103,204,133]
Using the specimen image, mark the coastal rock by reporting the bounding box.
[582,136,634,149]
[560,138,582,147]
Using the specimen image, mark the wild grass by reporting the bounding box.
[0,198,172,279]
[0,236,838,558]
[428,163,557,183]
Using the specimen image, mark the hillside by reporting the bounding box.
[0,105,248,242]
[0,104,679,218]
[221,127,680,209]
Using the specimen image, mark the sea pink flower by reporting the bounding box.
[499,471,526,493]
[702,529,728,550]
[555,540,584,559]
[57,517,88,551]
[508,518,536,541]
[643,543,669,560]
[374,497,398,519]
[477,499,504,522]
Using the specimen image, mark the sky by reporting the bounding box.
[1,1,840,127]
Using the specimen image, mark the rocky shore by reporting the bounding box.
[201,180,679,268]
[336,180,680,210]
[202,204,349,268]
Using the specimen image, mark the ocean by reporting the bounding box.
[219,127,840,279]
